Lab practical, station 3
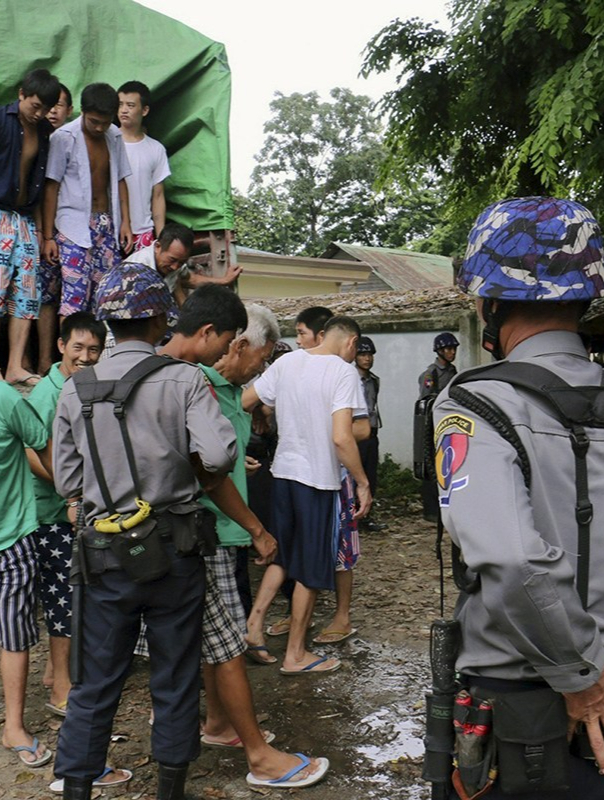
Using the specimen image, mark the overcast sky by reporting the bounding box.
[135,0,449,192]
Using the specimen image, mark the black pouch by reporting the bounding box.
[196,507,218,557]
[166,502,202,556]
[109,517,170,584]
[493,688,570,794]
[81,526,119,576]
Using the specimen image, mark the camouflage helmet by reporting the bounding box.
[94,262,176,320]
[458,197,604,301]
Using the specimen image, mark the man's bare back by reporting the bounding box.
[84,132,110,213]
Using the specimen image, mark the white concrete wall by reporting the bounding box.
[282,324,479,469]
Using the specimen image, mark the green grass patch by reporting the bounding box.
[376,453,421,503]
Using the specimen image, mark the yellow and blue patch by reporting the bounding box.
[434,414,474,507]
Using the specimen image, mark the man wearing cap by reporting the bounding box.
[51,262,240,800]
[418,331,459,400]
[433,197,604,798]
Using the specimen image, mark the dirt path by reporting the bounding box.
[0,502,454,799]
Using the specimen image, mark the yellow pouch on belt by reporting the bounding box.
[94,498,152,533]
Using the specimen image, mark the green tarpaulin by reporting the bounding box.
[0,0,233,230]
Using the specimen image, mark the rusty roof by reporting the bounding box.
[321,242,454,291]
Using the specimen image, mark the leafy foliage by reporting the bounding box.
[361,1,604,223]
[376,453,420,503]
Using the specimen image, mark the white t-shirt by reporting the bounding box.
[254,349,367,490]
[124,135,171,234]
[123,242,183,294]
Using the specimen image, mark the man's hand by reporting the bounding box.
[245,456,262,476]
[219,264,243,286]
[353,481,372,519]
[43,238,60,264]
[563,671,604,772]
[120,221,133,254]
[251,527,277,564]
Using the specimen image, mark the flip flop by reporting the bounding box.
[280,656,341,675]
[45,700,68,717]
[201,729,276,748]
[49,766,133,793]
[312,628,358,644]
[266,618,316,637]
[246,754,329,788]
[245,644,277,664]
[6,737,52,767]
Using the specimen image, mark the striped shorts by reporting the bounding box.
[204,547,247,634]
[0,535,39,651]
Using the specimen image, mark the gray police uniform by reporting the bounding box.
[52,341,237,781]
[418,360,457,400]
[434,331,604,796]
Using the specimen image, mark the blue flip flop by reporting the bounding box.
[280,656,341,675]
[7,737,52,767]
[246,754,330,787]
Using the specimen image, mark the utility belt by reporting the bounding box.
[451,677,573,799]
[74,504,217,585]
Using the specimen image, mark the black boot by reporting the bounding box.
[63,777,93,800]
[157,763,189,800]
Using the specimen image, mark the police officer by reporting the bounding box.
[52,263,242,800]
[355,336,383,531]
[433,197,604,798]
[418,331,459,400]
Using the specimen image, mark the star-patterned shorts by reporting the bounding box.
[35,522,73,638]
[0,534,39,651]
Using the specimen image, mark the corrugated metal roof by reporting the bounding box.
[322,242,454,291]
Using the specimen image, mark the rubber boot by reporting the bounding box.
[157,763,189,800]
[62,777,93,800]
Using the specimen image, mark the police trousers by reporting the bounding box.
[55,544,205,780]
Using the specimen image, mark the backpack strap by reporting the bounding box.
[450,360,604,610]
[72,355,182,511]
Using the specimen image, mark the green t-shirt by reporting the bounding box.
[27,364,68,525]
[198,365,252,546]
[0,381,48,549]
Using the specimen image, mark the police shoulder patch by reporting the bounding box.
[434,413,475,441]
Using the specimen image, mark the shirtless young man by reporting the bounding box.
[42,83,133,319]
[0,69,60,385]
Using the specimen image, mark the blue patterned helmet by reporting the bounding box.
[433,332,459,351]
[94,262,176,320]
[458,197,604,301]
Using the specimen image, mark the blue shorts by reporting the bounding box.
[36,522,73,637]
[271,478,338,591]
[0,209,40,319]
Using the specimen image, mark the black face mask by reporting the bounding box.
[481,299,509,361]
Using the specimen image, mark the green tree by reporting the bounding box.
[361,1,604,223]
[249,88,393,255]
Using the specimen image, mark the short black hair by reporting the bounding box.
[60,311,106,347]
[158,223,194,252]
[58,83,72,108]
[174,285,248,337]
[21,69,60,109]
[107,318,158,340]
[324,315,361,339]
[117,80,151,108]
[81,83,119,116]
[295,305,333,337]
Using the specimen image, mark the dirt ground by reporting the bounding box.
[0,499,455,800]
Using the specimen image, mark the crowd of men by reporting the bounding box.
[4,66,604,800]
